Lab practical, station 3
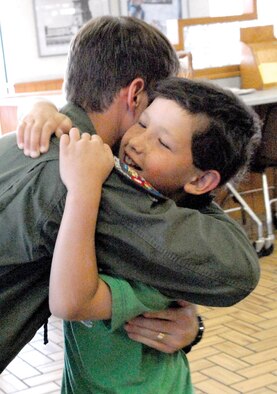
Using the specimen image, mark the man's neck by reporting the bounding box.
[86,101,123,148]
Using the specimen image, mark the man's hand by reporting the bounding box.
[17,100,72,158]
[124,301,199,354]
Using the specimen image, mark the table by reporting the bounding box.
[232,87,277,106]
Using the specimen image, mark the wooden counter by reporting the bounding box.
[0,91,65,134]
[1,86,277,135]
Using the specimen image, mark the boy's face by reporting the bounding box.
[119,98,204,197]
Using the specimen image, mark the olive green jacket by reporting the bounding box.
[0,103,260,372]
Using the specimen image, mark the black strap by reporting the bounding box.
[183,315,205,354]
[43,319,49,345]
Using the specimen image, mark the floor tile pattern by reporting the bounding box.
[1,239,276,393]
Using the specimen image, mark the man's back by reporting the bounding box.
[0,132,65,371]
[0,132,65,264]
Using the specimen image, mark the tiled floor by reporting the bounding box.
[0,318,63,394]
[1,237,277,393]
[188,239,277,394]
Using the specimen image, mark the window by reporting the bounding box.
[0,23,8,95]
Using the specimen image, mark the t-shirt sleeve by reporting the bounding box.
[100,274,174,332]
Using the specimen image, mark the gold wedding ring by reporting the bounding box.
[157,332,165,341]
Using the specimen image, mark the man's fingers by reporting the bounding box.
[127,333,175,353]
[143,308,184,321]
[125,317,184,342]
[29,124,47,158]
[125,318,170,335]
[17,119,54,157]
[42,117,72,151]
[39,122,60,153]
[143,302,196,321]
[59,117,73,134]
[22,121,34,157]
[54,128,64,138]
[124,324,178,354]
[176,300,192,308]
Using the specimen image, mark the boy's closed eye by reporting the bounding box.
[158,138,171,150]
[138,121,146,129]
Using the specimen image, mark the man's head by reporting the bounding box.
[64,16,180,113]
[119,77,261,199]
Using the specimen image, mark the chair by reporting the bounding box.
[178,45,277,256]
[223,25,277,257]
[177,51,194,79]
[224,104,277,257]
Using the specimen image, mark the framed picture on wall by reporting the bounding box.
[124,0,182,36]
[33,0,111,57]
[144,0,172,3]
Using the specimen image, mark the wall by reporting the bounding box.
[0,0,275,90]
[187,0,209,18]
[0,0,120,89]
[0,0,64,88]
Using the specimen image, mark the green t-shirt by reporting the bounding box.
[62,275,194,394]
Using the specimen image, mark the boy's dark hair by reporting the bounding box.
[64,16,180,112]
[153,77,262,187]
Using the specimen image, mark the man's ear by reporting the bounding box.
[126,78,145,113]
[184,170,221,195]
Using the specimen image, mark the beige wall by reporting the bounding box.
[0,0,275,90]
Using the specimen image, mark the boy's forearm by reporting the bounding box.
[49,190,102,320]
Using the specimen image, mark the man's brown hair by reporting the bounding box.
[64,16,180,112]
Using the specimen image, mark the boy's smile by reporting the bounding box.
[123,152,142,171]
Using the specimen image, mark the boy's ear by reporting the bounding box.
[184,170,221,195]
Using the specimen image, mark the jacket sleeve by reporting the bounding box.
[97,173,260,307]
[0,134,65,264]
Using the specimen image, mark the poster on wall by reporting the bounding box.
[144,0,172,3]
[33,0,111,57]
[125,0,182,35]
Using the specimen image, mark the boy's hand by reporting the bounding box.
[124,301,199,354]
[17,101,72,158]
[60,128,114,195]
